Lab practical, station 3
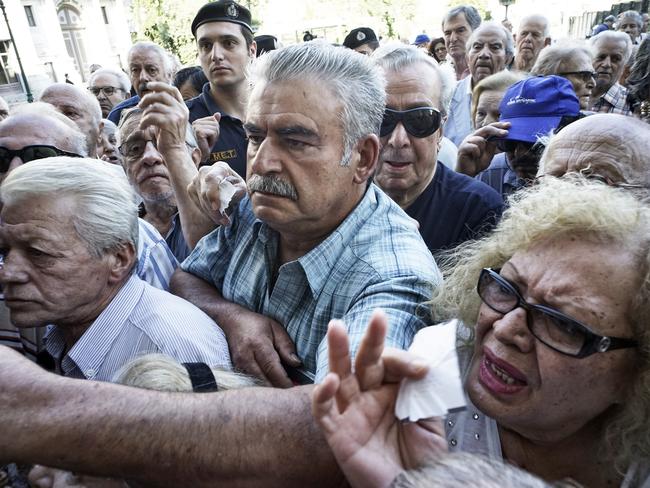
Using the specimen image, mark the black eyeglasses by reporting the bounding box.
[557,71,597,83]
[119,138,157,161]
[88,86,124,97]
[380,107,442,138]
[0,145,83,173]
[477,268,638,358]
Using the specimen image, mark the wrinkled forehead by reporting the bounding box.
[129,47,165,67]
[0,116,75,149]
[470,26,507,46]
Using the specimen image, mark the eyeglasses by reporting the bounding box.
[477,268,638,358]
[496,139,546,156]
[557,71,597,83]
[88,86,124,97]
[380,107,442,138]
[0,145,83,173]
[119,138,157,161]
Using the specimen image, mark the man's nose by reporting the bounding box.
[140,141,164,166]
[0,252,30,285]
[385,122,410,148]
[248,138,283,176]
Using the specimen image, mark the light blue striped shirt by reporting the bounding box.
[137,218,178,290]
[182,184,441,382]
[44,275,231,381]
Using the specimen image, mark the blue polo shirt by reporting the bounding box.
[186,83,248,178]
[107,95,140,125]
[405,163,504,255]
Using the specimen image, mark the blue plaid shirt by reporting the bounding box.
[182,184,441,382]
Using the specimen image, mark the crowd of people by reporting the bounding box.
[0,0,650,487]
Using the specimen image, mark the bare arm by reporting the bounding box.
[456,122,510,177]
[0,346,344,488]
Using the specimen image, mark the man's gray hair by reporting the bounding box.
[619,10,643,29]
[0,157,138,257]
[590,30,634,64]
[250,40,386,166]
[89,67,132,93]
[518,14,551,38]
[128,41,176,80]
[372,43,456,118]
[530,41,593,76]
[442,5,482,31]
[467,21,515,58]
[7,102,88,156]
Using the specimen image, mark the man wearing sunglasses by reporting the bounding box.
[373,45,503,255]
[456,76,581,199]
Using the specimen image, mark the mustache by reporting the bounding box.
[247,174,298,201]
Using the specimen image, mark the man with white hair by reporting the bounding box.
[0,157,231,381]
[88,67,131,118]
[589,31,634,114]
[513,14,551,72]
[618,10,644,44]
[107,41,175,125]
[373,44,503,254]
[445,22,514,146]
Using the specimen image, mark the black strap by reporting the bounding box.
[182,362,219,393]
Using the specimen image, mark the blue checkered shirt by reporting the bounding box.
[181,184,441,382]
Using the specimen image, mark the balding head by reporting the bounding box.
[40,83,102,157]
[539,114,650,188]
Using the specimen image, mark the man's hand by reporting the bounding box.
[192,113,221,164]
[138,81,189,156]
[187,162,247,226]
[225,309,301,388]
[28,465,125,488]
[311,310,448,488]
[456,121,510,177]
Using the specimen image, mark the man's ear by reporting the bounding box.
[544,37,552,47]
[249,40,257,60]
[190,147,202,168]
[107,242,136,284]
[352,134,380,185]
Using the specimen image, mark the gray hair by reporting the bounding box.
[372,43,456,118]
[101,118,118,137]
[113,353,259,392]
[89,67,131,93]
[7,102,88,156]
[618,10,643,30]
[442,5,482,31]
[467,21,515,58]
[518,14,551,38]
[128,41,176,80]
[590,30,634,64]
[250,40,386,166]
[530,40,593,76]
[0,157,138,257]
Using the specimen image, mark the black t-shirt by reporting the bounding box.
[186,83,248,178]
[405,163,504,255]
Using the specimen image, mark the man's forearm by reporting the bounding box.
[170,269,248,336]
[2,353,343,487]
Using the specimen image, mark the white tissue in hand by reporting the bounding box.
[218,179,238,214]
[395,320,466,421]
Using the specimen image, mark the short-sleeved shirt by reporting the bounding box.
[186,83,248,178]
[43,275,231,381]
[181,185,441,382]
[445,76,474,147]
[107,95,140,126]
[475,152,525,201]
[405,163,504,255]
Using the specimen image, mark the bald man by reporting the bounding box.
[40,83,103,157]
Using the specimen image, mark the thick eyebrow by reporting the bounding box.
[243,122,264,135]
[198,34,239,45]
[275,125,319,141]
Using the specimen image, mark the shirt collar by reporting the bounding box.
[200,83,240,122]
[45,275,145,379]
[603,83,625,105]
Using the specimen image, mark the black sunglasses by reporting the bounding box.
[0,145,83,173]
[380,107,442,138]
[496,139,546,156]
[477,268,638,358]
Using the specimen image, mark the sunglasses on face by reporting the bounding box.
[477,268,638,358]
[380,107,442,138]
[558,71,597,83]
[496,139,546,156]
[0,145,83,173]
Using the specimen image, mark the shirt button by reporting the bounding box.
[447,420,455,427]
[473,413,480,420]
[449,439,457,447]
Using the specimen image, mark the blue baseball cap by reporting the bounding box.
[412,34,430,45]
[497,75,581,144]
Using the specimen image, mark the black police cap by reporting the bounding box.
[343,27,378,49]
[191,1,253,37]
[254,35,278,56]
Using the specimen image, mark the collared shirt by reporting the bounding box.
[406,163,503,255]
[165,213,191,262]
[445,76,474,147]
[107,95,140,126]
[476,152,525,201]
[181,185,440,382]
[591,83,632,115]
[43,275,231,381]
[186,83,248,178]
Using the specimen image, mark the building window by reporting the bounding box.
[24,5,36,26]
[0,41,19,85]
[101,6,109,24]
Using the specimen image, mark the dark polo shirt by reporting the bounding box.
[186,83,248,178]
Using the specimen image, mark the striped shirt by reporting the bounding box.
[591,83,632,115]
[182,184,441,382]
[43,275,231,381]
[476,153,525,201]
